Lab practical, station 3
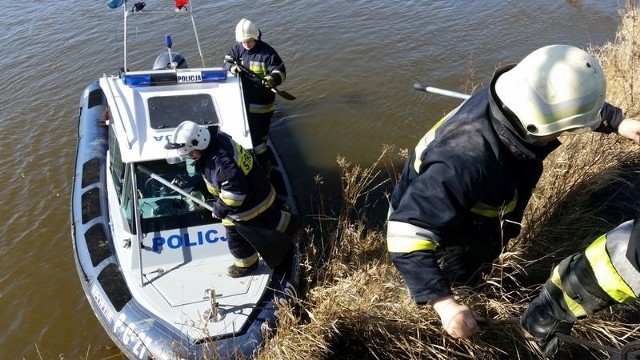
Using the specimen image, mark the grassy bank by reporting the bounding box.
[258,5,640,360]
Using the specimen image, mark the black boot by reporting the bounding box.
[521,285,575,358]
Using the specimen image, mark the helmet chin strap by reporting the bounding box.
[529,134,560,147]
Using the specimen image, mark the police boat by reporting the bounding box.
[71,2,300,359]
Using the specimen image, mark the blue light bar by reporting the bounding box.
[201,70,227,82]
[122,69,227,87]
[123,74,152,86]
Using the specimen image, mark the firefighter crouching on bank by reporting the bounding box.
[386,44,640,341]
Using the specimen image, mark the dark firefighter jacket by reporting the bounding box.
[225,41,286,115]
[544,217,640,321]
[387,65,624,304]
[196,132,276,223]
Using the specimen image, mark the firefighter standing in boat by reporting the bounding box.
[223,18,286,175]
[386,45,640,340]
[165,120,298,278]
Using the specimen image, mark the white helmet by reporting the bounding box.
[235,19,259,43]
[495,44,606,142]
[165,121,213,156]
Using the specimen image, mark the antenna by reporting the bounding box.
[186,1,206,67]
[165,35,175,70]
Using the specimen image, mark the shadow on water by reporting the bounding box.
[270,105,400,255]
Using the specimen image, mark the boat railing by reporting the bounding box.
[111,1,206,73]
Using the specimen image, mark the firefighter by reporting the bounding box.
[165,121,298,278]
[521,217,640,357]
[386,45,640,339]
[223,18,286,176]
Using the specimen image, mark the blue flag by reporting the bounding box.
[107,0,126,9]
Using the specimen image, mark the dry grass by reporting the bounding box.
[257,5,640,360]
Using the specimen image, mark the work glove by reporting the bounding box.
[432,297,480,338]
[520,285,574,358]
[262,75,275,87]
[229,65,240,75]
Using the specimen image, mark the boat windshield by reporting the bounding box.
[148,93,219,129]
[134,159,218,233]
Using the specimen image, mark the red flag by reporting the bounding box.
[175,0,189,9]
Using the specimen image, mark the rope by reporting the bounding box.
[480,319,624,357]
[556,333,620,356]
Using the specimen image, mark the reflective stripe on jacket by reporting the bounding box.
[548,219,640,319]
[225,41,286,111]
[201,133,275,221]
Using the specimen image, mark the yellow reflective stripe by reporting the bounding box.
[254,142,268,154]
[551,267,587,318]
[220,188,245,207]
[386,220,440,253]
[470,196,517,218]
[222,218,234,226]
[602,221,640,296]
[272,69,285,82]
[234,253,259,267]
[234,144,253,175]
[276,210,291,232]
[387,236,437,253]
[412,105,462,173]
[249,103,275,114]
[585,234,636,304]
[229,188,276,221]
[249,62,267,75]
[205,180,219,196]
[470,207,498,217]
[412,120,443,173]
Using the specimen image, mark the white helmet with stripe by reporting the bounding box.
[235,19,259,43]
[495,44,606,143]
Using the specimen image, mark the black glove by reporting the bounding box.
[520,286,574,358]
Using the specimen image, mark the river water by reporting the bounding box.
[0,1,628,358]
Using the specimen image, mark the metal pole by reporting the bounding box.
[137,165,213,211]
[413,83,471,100]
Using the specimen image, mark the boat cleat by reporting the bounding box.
[203,288,224,322]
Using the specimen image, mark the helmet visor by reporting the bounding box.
[166,154,188,164]
[165,141,189,164]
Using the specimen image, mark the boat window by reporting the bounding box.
[122,165,135,233]
[135,159,219,233]
[147,94,219,129]
[108,123,125,195]
[109,124,136,232]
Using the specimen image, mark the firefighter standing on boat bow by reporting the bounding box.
[385,45,640,342]
[223,18,286,176]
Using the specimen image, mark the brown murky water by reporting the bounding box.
[0,1,625,358]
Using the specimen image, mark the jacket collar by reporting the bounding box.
[488,65,559,161]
